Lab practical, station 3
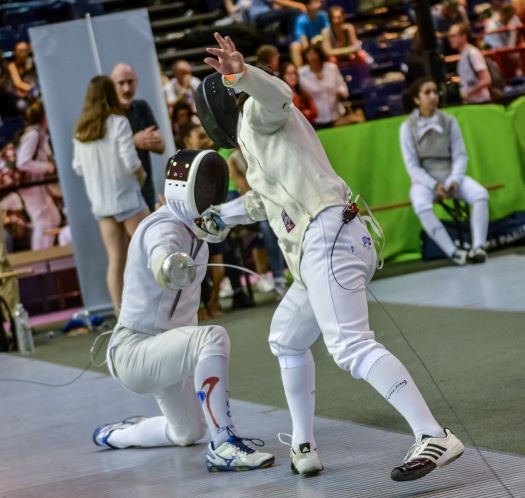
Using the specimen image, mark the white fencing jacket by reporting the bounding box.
[223,64,349,286]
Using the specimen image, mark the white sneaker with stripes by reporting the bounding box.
[391,428,464,481]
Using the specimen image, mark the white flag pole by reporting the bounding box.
[85,13,102,75]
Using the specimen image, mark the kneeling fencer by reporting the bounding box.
[197,33,465,481]
[93,149,274,472]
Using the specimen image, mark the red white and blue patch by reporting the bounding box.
[281,209,295,233]
[362,235,372,250]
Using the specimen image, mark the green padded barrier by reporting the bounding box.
[220,104,525,259]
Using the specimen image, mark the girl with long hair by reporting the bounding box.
[400,78,489,264]
[73,75,149,313]
[279,62,318,124]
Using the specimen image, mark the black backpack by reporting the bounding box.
[467,50,505,99]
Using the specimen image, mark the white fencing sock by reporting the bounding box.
[365,353,444,440]
[279,350,316,449]
[194,354,235,447]
[471,199,489,249]
[107,416,172,448]
[418,209,457,257]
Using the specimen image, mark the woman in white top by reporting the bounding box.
[298,44,349,128]
[73,75,149,313]
[16,101,61,250]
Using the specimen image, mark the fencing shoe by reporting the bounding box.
[206,434,274,472]
[391,429,464,481]
[451,249,468,266]
[93,416,147,449]
[278,434,323,475]
[468,247,488,264]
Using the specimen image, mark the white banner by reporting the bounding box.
[30,9,175,313]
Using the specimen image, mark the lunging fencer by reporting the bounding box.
[400,77,489,265]
[197,33,465,481]
[93,149,274,472]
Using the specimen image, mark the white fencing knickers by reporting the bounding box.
[108,324,229,446]
[269,206,389,380]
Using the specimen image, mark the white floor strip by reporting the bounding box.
[369,255,525,311]
[0,355,523,498]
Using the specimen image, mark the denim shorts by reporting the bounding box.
[97,198,148,222]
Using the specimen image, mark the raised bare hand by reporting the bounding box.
[204,32,245,75]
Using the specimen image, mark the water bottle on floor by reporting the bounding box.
[14,303,35,355]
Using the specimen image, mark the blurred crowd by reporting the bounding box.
[1,0,524,317]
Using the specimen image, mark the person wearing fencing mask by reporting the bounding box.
[92,149,274,473]
[198,32,464,480]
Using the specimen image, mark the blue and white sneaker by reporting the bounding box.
[206,434,275,472]
[92,416,147,449]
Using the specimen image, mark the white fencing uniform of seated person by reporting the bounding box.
[196,34,465,481]
[400,106,489,264]
[93,149,274,473]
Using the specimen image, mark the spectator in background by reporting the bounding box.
[249,0,306,37]
[280,62,318,123]
[227,148,288,298]
[16,102,61,250]
[448,23,492,103]
[321,5,368,66]
[485,3,521,48]
[290,0,330,67]
[513,0,525,22]
[73,76,149,314]
[432,0,469,36]
[401,29,427,86]
[400,77,489,264]
[256,45,281,74]
[0,216,20,319]
[0,50,19,119]
[7,42,38,109]
[298,45,349,128]
[484,3,523,78]
[165,60,201,113]
[111,63,165,212]
[171,101,196,149]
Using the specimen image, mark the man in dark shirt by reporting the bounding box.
[111,63,165,211]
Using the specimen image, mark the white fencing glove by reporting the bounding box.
[197,205,231,241]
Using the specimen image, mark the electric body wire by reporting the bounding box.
[0,250,517,496]
[330,221,515,498]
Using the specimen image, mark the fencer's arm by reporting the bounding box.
[223,64,293,133]
[147,224,196,290]
[444,117,468,189]
[399,122,439,190]
[215,190,268,225]
[152,251,197,290]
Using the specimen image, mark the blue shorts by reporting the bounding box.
[97,199,149,222]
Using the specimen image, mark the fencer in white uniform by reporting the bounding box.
[93,149,274,473]
[400,78,489,264]
[197,33,464,481]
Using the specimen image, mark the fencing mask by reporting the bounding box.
[195,72,239,149]
[164,149,229,219]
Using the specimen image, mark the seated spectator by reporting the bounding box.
[256,44,281,74]
[432,0,469,36]
[513,0,525,22]
[485,3,522,48]
[321,6,368,66]
[172,101,197,148]
[290,0,330,67]
[0,50,19,119]
[16,102,61,251]
[0,216,20,317]
[7,42,39,110]
[448,23,492,103]
[400,77,489,265]
[298,45,349,128]
[249,0,306,38]
[279,62,318,123]
[485,3,523,78]
[165,60,201,113]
